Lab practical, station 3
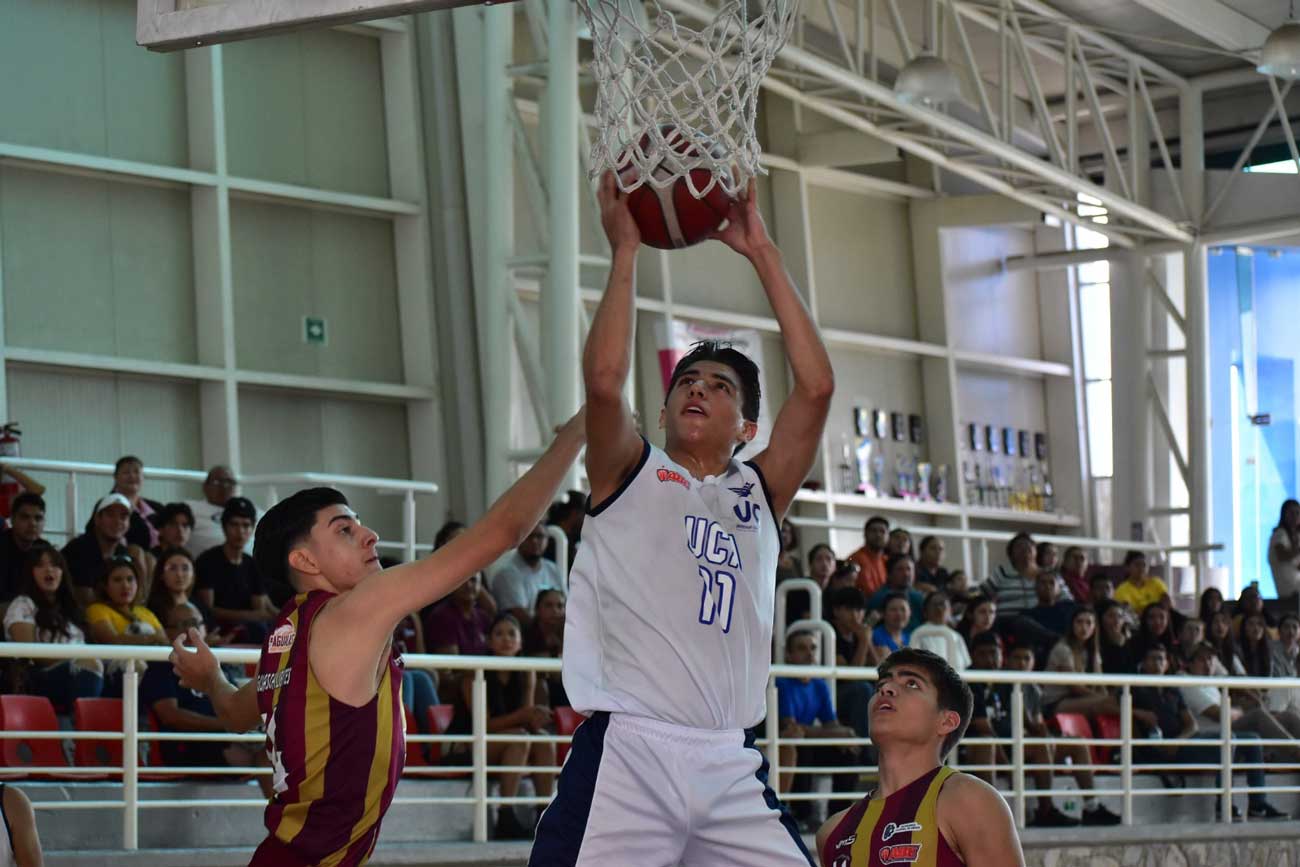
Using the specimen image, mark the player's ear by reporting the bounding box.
[287,546,318,579]
[658,407,667,431]
[738,419,758,445]
[937,708,961,738]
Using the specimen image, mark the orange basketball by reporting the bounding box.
[617,126,734,250]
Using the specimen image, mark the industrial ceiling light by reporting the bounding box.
[894,54,963,105]
[1258,1,1300,80]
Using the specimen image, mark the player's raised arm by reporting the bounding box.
[311,412,586,706]
[712,180,834,519]
[584,171,646,505]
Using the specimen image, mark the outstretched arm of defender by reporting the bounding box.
[311,412,587,706]
[941,774,1026,867]
[584,171,645,505]
[712,181,834,519]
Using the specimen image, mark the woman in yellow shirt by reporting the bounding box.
[1112,551,1169,615]
[84,555,168,696]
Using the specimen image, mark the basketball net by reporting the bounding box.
[578,0,798,198]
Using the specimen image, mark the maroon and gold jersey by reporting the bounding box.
[820,766,963,867]
[252,591,405,867]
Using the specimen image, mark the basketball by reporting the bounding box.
[617,125,735,250]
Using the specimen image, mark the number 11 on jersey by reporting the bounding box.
[698,566,736,632]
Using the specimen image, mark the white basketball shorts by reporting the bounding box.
[529,711,813,867]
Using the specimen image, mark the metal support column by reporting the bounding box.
[1181,86,1212,578]
[544,0,581,446]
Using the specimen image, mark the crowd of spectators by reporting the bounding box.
[772,508,1300,829]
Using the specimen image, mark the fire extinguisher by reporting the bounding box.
[0,423,21,520]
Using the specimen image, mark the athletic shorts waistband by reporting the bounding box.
[609,712,744,747]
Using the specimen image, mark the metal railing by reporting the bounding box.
[2,642,1299,850]
[5,457,439,562]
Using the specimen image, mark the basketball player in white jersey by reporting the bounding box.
[530,172,834,866]
[0,783,43,867]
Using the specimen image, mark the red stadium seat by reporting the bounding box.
[554,707,586,767]
[1051,711,1093,741]
[1093,714,1121,767]
[0,695,70,778]
[425,704,455,766]
[404,707,428,769]
[72,698,122,777]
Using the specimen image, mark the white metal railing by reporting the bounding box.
[2,643,1298,851]
[6,457,439,563]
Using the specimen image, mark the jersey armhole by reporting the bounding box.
[742,458,778,520]
[586,438,652,517]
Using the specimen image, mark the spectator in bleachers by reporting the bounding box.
[147,549,224,645]
[1268,499,1300,604]
[776,519,802,581]
[543,490,585,570]
[459,614,555,840]
[1088,572,1115,608]
[1270,613,1300,714]
[85,555,168,696]
[0,783,43,867]
[3,546,103,708]
[826,562,859,594]
[385,581,440,739]
[1035,540,1060,580]
[1098,600,1136,673]
[1239,613,1300,724]
[1113,551,1169,615]
[866,554,924,630]
[781,542,836,625]
[1134,643,1287,821]
[1176,618,1205,670]
[1133,601,1177,662]
[915,536,948,592]
[1181,640,1300,771]
[1207,610,1246,675]
[909,591,970,671]
[184,466,251,556]
[1198,586,1225,625]
[980,532,1040,617]
[1042,606,1120,718]
[886,528,912,560]
[963,633,1076,827]
[956,594,997,652]
[0,492,47,603]
[490,523,562,629]
[1006,642,1121,826]
[195,497,274,644]
[423,520,497,622]
[1023,570,1076,637]
[945,569,972,621]
[425,572,492,658]
[871,593,912,657]
[1232,584,1276,639]
[150,502,194,557]
[62,494,133,607]
[0,462,46,514]
[142,601,271,796]
[848,516,888,596]
[1059,546,1091,604]
[101,456,163,551]
[525,588,568,709]
[775,629,857,830]
[826,585,879,748]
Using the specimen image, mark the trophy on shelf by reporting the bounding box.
[837,433,857,496]
[986,424,1006,508]
[853,407,876,497]
[934,463,949,503]
[890,412,911,498]
[872,410,890,497]
[1035,432,1055,512]
[964,422,982,506]
[909,414,930,502]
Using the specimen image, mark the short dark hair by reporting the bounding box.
[253,488,349,595]
[666,340,761,423]
[114,455,143,473]
[828,586,867,612]
[785,628,815,649]
[919,535,939,553]
[882,591,910,612]
[1005,532,1035,561]
[434,520,466,550]
[922,591,949,615]
[886,553,911,578]
[1190,640,1219,661]
[865,516,890,533]
[151,501,195,530]
[221,496,257,527]
[970,630,1002,652]
[11,492,45,515]
[877,647,973,760]
[1123,550,1147,566]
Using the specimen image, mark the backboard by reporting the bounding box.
[137,0,483,52]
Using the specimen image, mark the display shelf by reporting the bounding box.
[793,489,964,518]
[963,505,1083,527]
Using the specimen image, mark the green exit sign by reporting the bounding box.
[303,316,327,345]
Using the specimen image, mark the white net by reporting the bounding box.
[578,0,798,198]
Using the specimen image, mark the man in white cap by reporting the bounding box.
[61,494,133,607]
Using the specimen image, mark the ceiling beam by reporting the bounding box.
[1125,0,1270,54]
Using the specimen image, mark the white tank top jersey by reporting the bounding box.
[563,438,780,731]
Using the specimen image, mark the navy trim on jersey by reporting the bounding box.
[743,458,779,519]
[529,712,611,866]
[743,728,814,865]
[586,438,651,517]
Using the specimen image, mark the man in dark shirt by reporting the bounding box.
[1023,571,1076,638]
[195,497,274,642]
[0,493,47,601]
[142,602,269,794]
[61,494,132,606]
